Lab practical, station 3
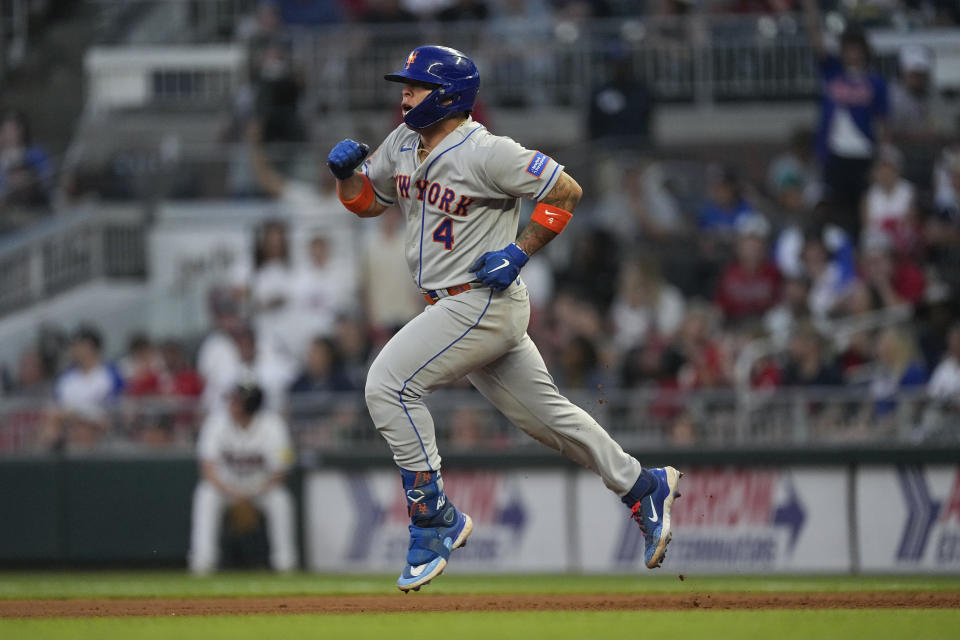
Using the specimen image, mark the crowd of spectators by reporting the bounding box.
[6,103,959,451]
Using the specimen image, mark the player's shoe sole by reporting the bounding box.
[646,467,682,569]
[397,513,473,593]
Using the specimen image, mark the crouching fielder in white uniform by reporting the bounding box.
[189,381,297,573]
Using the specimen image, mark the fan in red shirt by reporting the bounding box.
[859,229,925,307]
[159,340,204,397]
[714,214,782,323]
[122,335,165,396]
[122,336,204,398]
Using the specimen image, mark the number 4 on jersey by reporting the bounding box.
[433,218,454,250]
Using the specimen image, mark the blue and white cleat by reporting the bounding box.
[397,507,473,592]
[630,466,683,569]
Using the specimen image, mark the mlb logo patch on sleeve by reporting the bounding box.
[526,151,549,177]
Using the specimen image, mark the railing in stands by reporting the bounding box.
[1,386,954,457]
[733,305,920,440]
[289,16,825,113]
[0,206,147,316]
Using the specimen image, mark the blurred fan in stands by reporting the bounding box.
[0,108,52,225]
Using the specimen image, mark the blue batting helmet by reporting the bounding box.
[384,45,480,130]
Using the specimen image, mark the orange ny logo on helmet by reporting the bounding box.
[405,50,418,69]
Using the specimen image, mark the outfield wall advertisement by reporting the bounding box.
[575,467,849,572]
[304,466,855,573]
[857,465,960,572]
[304,470,569,572]
[304,465,960,573]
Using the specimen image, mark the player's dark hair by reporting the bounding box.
[232,380,264,416]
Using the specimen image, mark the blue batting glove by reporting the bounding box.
[327,139,370,180]
[468,243,529,291]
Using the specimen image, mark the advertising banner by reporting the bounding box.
[304,469,569,572]
[149,224,250,294]
[575,467,850,572]
[857,465,960,572]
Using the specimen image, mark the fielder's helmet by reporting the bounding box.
[384,45,480,130]
[230,379,264,416]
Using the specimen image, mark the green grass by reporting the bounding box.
[1,571,959,600]
[3,610,960,640]
[1,572,958,640]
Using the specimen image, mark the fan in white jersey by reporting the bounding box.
[188,380,297,574]
[327,45,682,592]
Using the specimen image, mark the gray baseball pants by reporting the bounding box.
[364,280,643,496]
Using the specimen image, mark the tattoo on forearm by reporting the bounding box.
[516,221,557,256]
[541,173,580,211]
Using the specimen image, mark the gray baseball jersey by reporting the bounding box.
[359,118,643,498]
[362,117,564,291]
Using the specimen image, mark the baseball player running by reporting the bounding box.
[328,45,681,592]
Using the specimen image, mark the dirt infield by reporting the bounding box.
[2,592,959,618]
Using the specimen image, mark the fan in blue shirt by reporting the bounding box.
[802,0,889,241]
